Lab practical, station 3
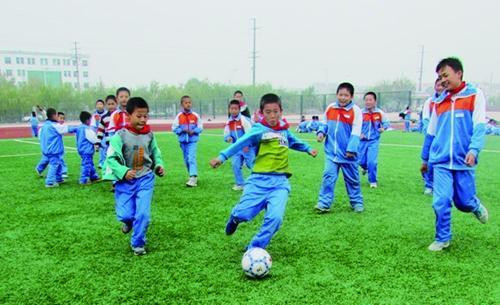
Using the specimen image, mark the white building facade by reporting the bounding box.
[0,50,90,89]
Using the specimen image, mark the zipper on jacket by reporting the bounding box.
[449,100,455,169]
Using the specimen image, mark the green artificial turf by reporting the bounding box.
[0,131,498,305]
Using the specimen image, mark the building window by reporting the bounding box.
[82,59,88,66]
[52,58,61,65]
[73,71,78,77]
[6,69,12,76]
[40,58,48,65]
[84,82,89,89]
[4,57,11,64]
[27,58,35,65]
[16,57,24,64]
[72,60,77,66]
[63,59,70,66]
[83,71,88,78]
[17,70,25,77]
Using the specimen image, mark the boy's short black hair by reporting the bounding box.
[436,57,463,76]
[364,91,377,100]
[116,87,130,96]
[259,93,282,111]
[180,95,191,103]
[79,111,92,123]
[31,111,36,117]
[228,99,241,108]
[126,97,149,114]
[95,99,105,105]
[105,95,117,102]
[233,90,243,96]
[47,108,57,120]
[57,112,65,116]
[337,82,354,96]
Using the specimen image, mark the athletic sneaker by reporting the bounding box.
[225,217,239,235]
[473,204,489,224]
[62,173,69,179]
[35,168,43,177]
[428,241,450,251]
[353,205,364,213]
[424,188,433,196]
[132,246,146,256]
[186,176,198,187]
[232,185,244,191]
[315,205,331,214]
[122,222,132,234]
[369,183,378,189]
[45,183,59,188]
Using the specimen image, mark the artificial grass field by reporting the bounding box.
[0,130,498,305]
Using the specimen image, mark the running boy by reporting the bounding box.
[108,87,131,137]
[76,111,100,184]
[104,97,164,256]
[224,99,254,191]
[90,99,108,167]
[172,95,203,187]
[421,57,489,251]
[210,93,318,250]
[96,95,118,168]
[315,82,364,213]
[358,92,390,188]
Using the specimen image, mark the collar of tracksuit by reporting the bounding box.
[362,107,378,113]
[182,109,192,115]
[260,118,290,131]
[125,124,151,135]
[229,114,241,121]
[333,100,354,110]
[438,81,466,104]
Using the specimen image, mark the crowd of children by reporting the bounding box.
[31,57,489,257]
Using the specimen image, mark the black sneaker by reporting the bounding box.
[225,217,239,235]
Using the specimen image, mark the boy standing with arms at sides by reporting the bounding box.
[315,82,364,213]
[421,57,489,251]
[172,95,203,187]
[90,99,107,168]
[57,112,69,178]
[358,92,390,189]
[108,87,131,137]
[421,79,445,195]
[210,93,317,250]
[37,108,77,187]
[224,99,255,191]
[76,111,100,184]
[104,97,164,256]
[96,95,118,168]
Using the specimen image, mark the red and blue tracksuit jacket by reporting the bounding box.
[317,101,362,163]
[421,82,487,170]
[361,107,390,141]
[172,110,203,143]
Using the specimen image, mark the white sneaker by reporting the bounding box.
[132,246,146,256]
[369,183,377,189]
[473,204,489,224]
[62,173,69,179]
[424,188,433,195]
[232,185,244,191]
[428,241,450,251]
[186,176,198,187]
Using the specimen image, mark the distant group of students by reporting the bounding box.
[31,57,489,256]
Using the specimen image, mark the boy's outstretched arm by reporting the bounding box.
[287,131,318,157]
[210,125,262,168]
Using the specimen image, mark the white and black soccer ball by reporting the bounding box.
[241,247,272,278]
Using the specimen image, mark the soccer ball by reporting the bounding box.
[241,247,272,278]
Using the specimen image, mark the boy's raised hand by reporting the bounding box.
[309,149,318,158]
[124,169,136,181]
[316,133,325,142]
[155,166,165,177]
[209,158,222,169]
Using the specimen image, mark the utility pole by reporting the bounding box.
[73,41,81,90]
[251,18,257,86]
[418,45,424,92]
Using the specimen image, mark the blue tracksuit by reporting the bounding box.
[404,110,411,132]
[218,121,313,249]
[421,82,486,242]
[76,124,99,184]
[224,114,255,186]
[296,121,309,133]
[317,101,363,209]
[37,120,76,185]
[307,120,321,132]
[358,107,390,183]
[30,116,39,137]
[172,110,203,177]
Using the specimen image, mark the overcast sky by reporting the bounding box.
[1,0,498,89]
